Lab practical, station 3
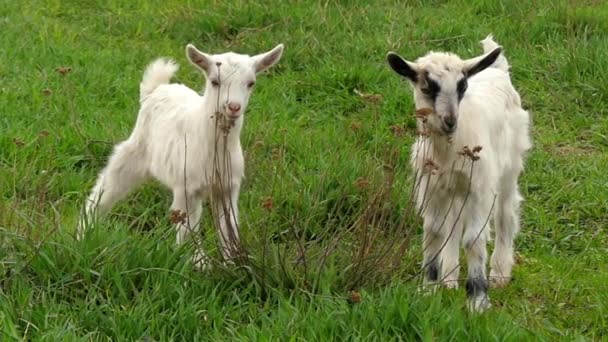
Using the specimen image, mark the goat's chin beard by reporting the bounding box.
[423,121,452,138]
[217,111,242,120]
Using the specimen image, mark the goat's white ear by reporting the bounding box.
[252,44,284,74]
[463,47,502,77]
[387,52,419,83]
[186,44,211,73]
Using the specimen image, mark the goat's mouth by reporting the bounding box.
[220,112,241,120]
[441,123,457,135]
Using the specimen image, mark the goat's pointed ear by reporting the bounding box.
[463,47,502,77]
[186,44,211,73]
[387,52,419,83]
[252,44,284,74]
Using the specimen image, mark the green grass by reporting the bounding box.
[2,0,608,340]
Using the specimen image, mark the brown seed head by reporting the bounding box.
[261,196,273,212]
[423,159,439,175]
[12,138,25,147]
[389,124,406,137]
[348,291,362,304]
[169,209,187,224]
[415,108,433,123]
[354,177,370,190]
[350,121,362,132]
[252,139,264,149]
[417,129,431,138]
[354,89,383,104]
[458,145,482,161]
[55,66,72,75]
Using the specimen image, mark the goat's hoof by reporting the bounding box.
[441,279,459,289]
[192,250,210,271]
[467,295,491,313]
[417,283,439,296]
[489,274,512,288]
[221,252,252,266]
[222,258,236,267]
[76,225,86,241]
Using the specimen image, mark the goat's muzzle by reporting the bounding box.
[442,115,457,135]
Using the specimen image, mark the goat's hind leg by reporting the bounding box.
[78,140,148,239]
[490,179,522,288]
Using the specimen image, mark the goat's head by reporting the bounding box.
[386,47,501,135]
[186,44,284,119]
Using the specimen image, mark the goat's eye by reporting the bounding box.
[421,78,440,99]
[457,79,468,93]
[211,80,220,87]
[247,81,255,88]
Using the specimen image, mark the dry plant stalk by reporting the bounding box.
[201,78,492,299]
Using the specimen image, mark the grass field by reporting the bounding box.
[1,0,608,340]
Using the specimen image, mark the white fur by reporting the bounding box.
[79,44,284,265]
[389,36,531,312]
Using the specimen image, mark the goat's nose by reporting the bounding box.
[227,102,241,113]
[443,116,457,130]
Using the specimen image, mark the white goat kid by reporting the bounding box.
[79,43,284,266]
[387,36,531,312]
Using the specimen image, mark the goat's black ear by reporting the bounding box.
[387,52,418,82]
[464,47,502,77]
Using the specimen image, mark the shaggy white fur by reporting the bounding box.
[79,43,284,266]
[388,36,531,312]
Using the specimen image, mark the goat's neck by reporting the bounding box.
[420,126,453,166]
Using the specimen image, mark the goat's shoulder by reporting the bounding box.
[470,67,510,87]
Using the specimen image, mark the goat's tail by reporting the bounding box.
[140,58,179,102]
[480,34,510,73]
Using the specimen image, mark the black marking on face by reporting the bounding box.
[457,77,468,101]
[421,75,441,102]
[427,260,439,281]
[465,277,488,298]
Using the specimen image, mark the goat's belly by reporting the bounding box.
[149,159,243,195]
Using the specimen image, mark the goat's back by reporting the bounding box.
[457,68,530,187]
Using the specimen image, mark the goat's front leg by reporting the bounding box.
[490,176,522,288]
[212,184,241,262]
[171,188,206,269]
[462,194,493,312]
[440,201,464,289]
[421,205,449,293]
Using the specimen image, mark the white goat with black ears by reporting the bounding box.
[387,36,531,312]
[79,43,284,266]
